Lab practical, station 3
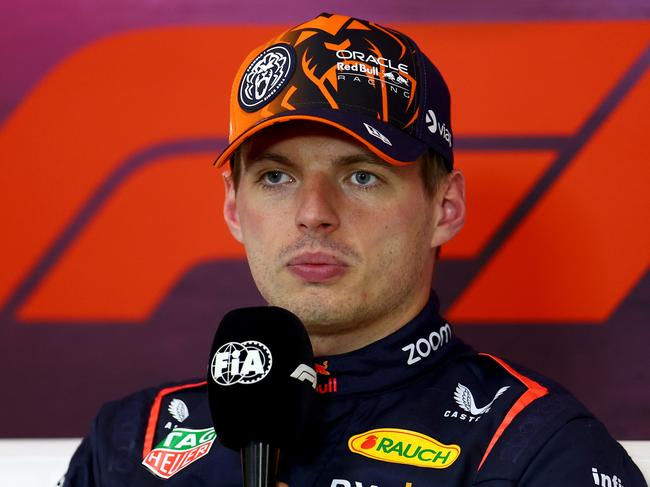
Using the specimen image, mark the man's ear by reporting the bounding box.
[431,170,466,248]
[222,170,243,243]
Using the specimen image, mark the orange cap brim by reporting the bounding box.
[213,114,420,169]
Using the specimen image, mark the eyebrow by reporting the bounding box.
[336,152,392,167]
[245,149,391,169]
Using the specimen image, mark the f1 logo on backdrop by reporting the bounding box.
[0,22,648,325]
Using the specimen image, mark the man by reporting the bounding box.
[62,13,646,486]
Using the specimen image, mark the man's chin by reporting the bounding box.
[258,272,368,323]
[268,288,374,333]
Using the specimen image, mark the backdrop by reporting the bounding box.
[0,1,648,439]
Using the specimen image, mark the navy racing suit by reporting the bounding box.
[63,294,646,486]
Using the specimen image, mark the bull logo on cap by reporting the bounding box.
[246,52,286,100]
[239,44,296,112]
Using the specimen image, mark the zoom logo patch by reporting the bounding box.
[402,323,452,365]
[238,44,295,112]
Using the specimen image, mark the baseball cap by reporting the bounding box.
[214,12,454,170]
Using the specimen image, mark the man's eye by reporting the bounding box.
[350,171,378,186]
[261,171,291,185]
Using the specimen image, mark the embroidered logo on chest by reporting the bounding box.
[443,383,510,423]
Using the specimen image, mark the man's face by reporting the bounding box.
[223,123,450,349]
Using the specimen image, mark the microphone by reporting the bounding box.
[207,307,316,486]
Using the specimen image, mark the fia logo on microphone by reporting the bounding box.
[210,341,272,386]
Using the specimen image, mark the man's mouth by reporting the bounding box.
[286,252,349,283]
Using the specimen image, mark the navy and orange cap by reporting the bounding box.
[214,12,454,170]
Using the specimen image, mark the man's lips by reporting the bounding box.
[286,252,349,282]
[287,252,348,266]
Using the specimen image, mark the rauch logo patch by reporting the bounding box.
[142,427,216,479]
[348,428,460,469]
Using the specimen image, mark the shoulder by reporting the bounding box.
[462,354,646,486]
[96,378,210,459]
[95,380,208,441]
[64,379,210,486]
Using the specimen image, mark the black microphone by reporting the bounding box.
[207,307,316,487]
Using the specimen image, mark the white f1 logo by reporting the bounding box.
[290,364,317,389]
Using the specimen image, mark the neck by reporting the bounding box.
[307,288,432,356]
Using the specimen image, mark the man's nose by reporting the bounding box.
[295,174,341,235]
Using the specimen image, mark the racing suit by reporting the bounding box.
[63,294,646,486]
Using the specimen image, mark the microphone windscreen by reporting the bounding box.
[207,306,316,451]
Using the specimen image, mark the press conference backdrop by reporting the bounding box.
[0,0,648,443]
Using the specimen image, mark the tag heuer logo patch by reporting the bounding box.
[142,427,216,479]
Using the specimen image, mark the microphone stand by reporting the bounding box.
[242,441,279,487]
